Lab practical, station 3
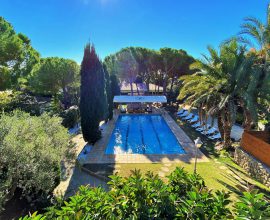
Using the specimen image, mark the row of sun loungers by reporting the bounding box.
[177,109,222,141]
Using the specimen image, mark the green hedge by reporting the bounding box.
[19,168,270,219]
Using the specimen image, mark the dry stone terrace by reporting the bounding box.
[78,108,209,164]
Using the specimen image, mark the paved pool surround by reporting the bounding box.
[80,109,209,164]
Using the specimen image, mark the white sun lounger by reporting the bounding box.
[179,111,189,118]
[177,109,186,115]
[196,124,211,132]
[191,121,204,128]
[201,127,217,135]
[182,113,194,121]
[208,133,222,140]
[188,115,199,123]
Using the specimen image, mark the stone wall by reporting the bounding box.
[234,147,270,188]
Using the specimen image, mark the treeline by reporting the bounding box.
[104,47,195,100]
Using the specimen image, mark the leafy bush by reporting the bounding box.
[61,106,80,128]
[19,167,270,219]
[0,91,41,115]
[0,90,19,111]
[0,111,70,210]
[234,190,270,219]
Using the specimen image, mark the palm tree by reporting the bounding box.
[178,40,254,149]
[239,4,270,50]
[239,4,270,129]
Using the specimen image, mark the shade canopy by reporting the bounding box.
[113,95,167,103]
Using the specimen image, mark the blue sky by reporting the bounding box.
[0,0,268,62]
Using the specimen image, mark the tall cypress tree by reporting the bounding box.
[110,74,121,109]
[98,64,108,122]
[80,44,104,144]
[104,65,113,120]
[110,74,121,97]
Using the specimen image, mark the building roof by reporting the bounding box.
[113,95,167,103]
[120,82,163,92]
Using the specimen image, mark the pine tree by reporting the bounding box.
[80,44,104,143]
[104,65,113,120]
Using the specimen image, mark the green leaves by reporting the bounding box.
[0,17,40,90]
[0,110,70,210]
[29,57,79,96]
[234,190,270,220]
[19,168,270,219]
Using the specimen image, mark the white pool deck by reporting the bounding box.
[78,110,209,164]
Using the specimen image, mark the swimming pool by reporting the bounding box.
[105,114,185,154]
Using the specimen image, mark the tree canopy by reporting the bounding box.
[178,40,256,148]
[238,6,270,128]
[0,17,40,90]
[103,47,195,97]
[30,57,80,108]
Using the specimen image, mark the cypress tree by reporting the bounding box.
[80,44,104,144]
[110,74,121,97]
[110,74,121,109]
[104,65,113,120]
[96,63,107,122]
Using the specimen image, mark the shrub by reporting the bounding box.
[0,111,70,210]
[0,90,19,111]
[234,190,270,219]
[0,91,41,115]
[61,106,80,128]
[20,167,270,219]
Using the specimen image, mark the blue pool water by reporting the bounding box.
[105,115,185,154]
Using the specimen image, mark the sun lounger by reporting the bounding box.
[208,133,222,140]
[196,124,211,132]
[201,127,217,135]
[188,115,199,123]
[191,121,204,128]
[182,113,194,121]
[179,111,189,118]
[178,110,188,117]
[177,109,186,115]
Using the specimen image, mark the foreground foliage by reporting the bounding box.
[20,168,270,219]
[0,111,70,210]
